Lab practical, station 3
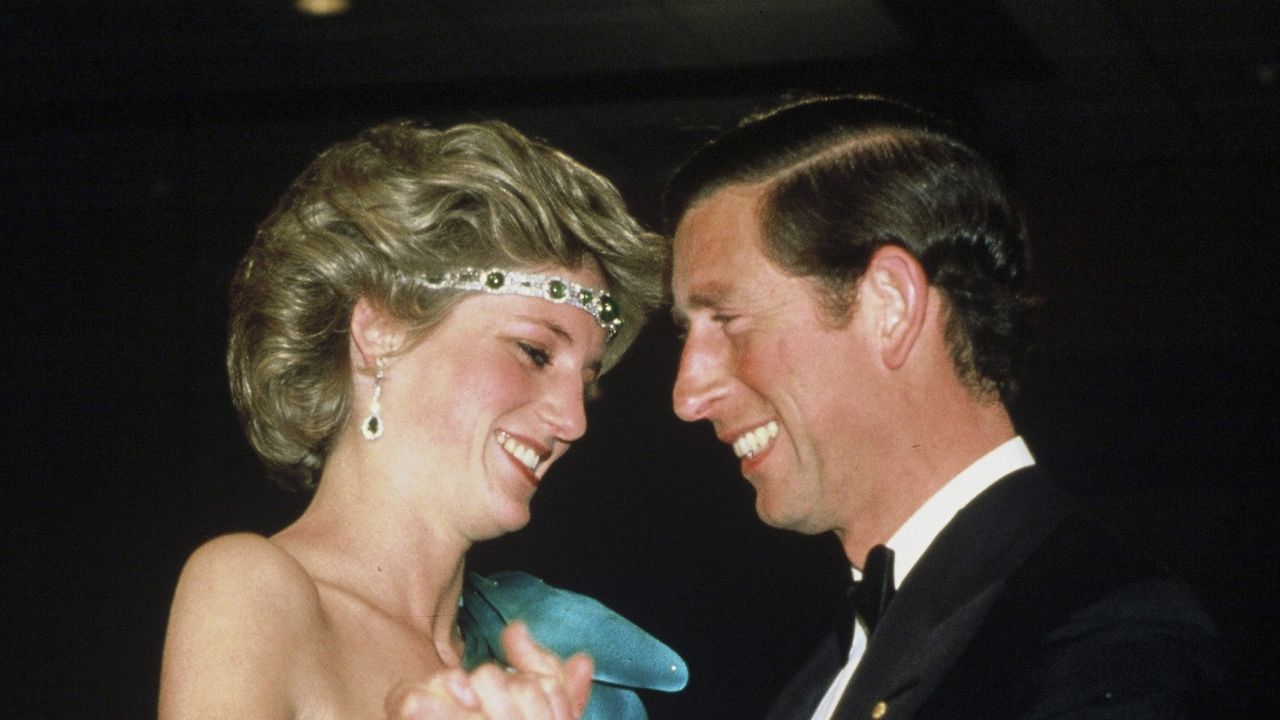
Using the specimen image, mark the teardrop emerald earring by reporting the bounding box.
[361,357,387,440]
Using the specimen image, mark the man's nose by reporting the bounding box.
[672,329,729,422]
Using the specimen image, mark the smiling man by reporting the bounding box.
[664,95,1221,720]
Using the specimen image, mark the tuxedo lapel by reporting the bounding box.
[832,467,1074,719]
[834,579,1003,719]
[762,632,846,720]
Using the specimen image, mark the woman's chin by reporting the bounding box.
[478,502,533,540]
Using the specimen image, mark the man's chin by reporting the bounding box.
[754,496,817,534]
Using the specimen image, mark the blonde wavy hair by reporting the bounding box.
[228,120,667,490]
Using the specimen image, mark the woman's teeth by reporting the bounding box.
[732,420,778,459]
[496,431,542,472]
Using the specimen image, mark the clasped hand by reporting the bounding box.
[386,622,594,720]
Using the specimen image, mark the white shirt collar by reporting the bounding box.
[877,436,1035,587]
[813,437,1035,720]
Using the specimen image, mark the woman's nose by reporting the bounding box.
[543,375,589,443]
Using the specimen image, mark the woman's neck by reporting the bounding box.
[273,438,470,659]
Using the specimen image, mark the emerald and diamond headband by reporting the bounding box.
[415,268,622,340]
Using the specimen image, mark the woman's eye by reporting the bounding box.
[518,342,551,368]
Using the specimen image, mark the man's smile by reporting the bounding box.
[731,420,779,459]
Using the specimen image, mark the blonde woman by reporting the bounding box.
[159,120,679,719]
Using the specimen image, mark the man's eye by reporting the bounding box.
[671,318,690,342]
[518,342,551,368]
[712,313,737,326]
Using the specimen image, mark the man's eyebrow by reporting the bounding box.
[672,283,736,324]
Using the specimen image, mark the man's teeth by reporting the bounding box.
[497,432,542,471]
[732,420,779,459]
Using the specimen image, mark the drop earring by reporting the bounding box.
[361,357,387,440]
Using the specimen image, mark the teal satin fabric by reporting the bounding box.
[460,572,688,720]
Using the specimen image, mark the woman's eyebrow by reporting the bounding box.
[516,315,575,344]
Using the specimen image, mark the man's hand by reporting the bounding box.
[386,622,594,720]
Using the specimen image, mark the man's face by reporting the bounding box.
[671,183,888,535]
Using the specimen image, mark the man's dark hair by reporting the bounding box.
[664,94,1037,402]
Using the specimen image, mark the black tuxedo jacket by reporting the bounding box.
[764,467,1222,720]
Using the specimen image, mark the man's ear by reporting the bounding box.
[350,297,403,373]
[863,245,929,369]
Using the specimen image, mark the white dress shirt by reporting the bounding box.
[805,436,1036,720]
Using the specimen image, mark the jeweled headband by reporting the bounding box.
[414,268,622,340]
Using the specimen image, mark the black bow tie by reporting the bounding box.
[836,544,897,657]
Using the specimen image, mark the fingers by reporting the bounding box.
[385,672,483,720]
[388,623,596,720]
[501,622,560,675]
[563,653,595,716]
[476,622,592,720]
[469,661,585,720]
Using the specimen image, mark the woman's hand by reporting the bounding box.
[385,668,486,720]
[386,622,594,720]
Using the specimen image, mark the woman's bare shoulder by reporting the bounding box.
[159,533,325,719]
[183,530,317,591]
[175,532,321,619]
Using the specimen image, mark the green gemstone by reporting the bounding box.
[547,279,567,299]
[485,271,505,289]
[577,288,594,305]
[598,296,620,323]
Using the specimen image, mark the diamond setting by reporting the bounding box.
[414,267,622,339]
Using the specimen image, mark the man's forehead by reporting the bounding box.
[680,280,738,308]
[671,183,778,308]
[673,191,762,263]
[676,182,768,234]
[672,231,747,303]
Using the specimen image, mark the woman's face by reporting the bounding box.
[375,264,609,541]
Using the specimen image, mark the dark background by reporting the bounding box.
[3,1,1276,717]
